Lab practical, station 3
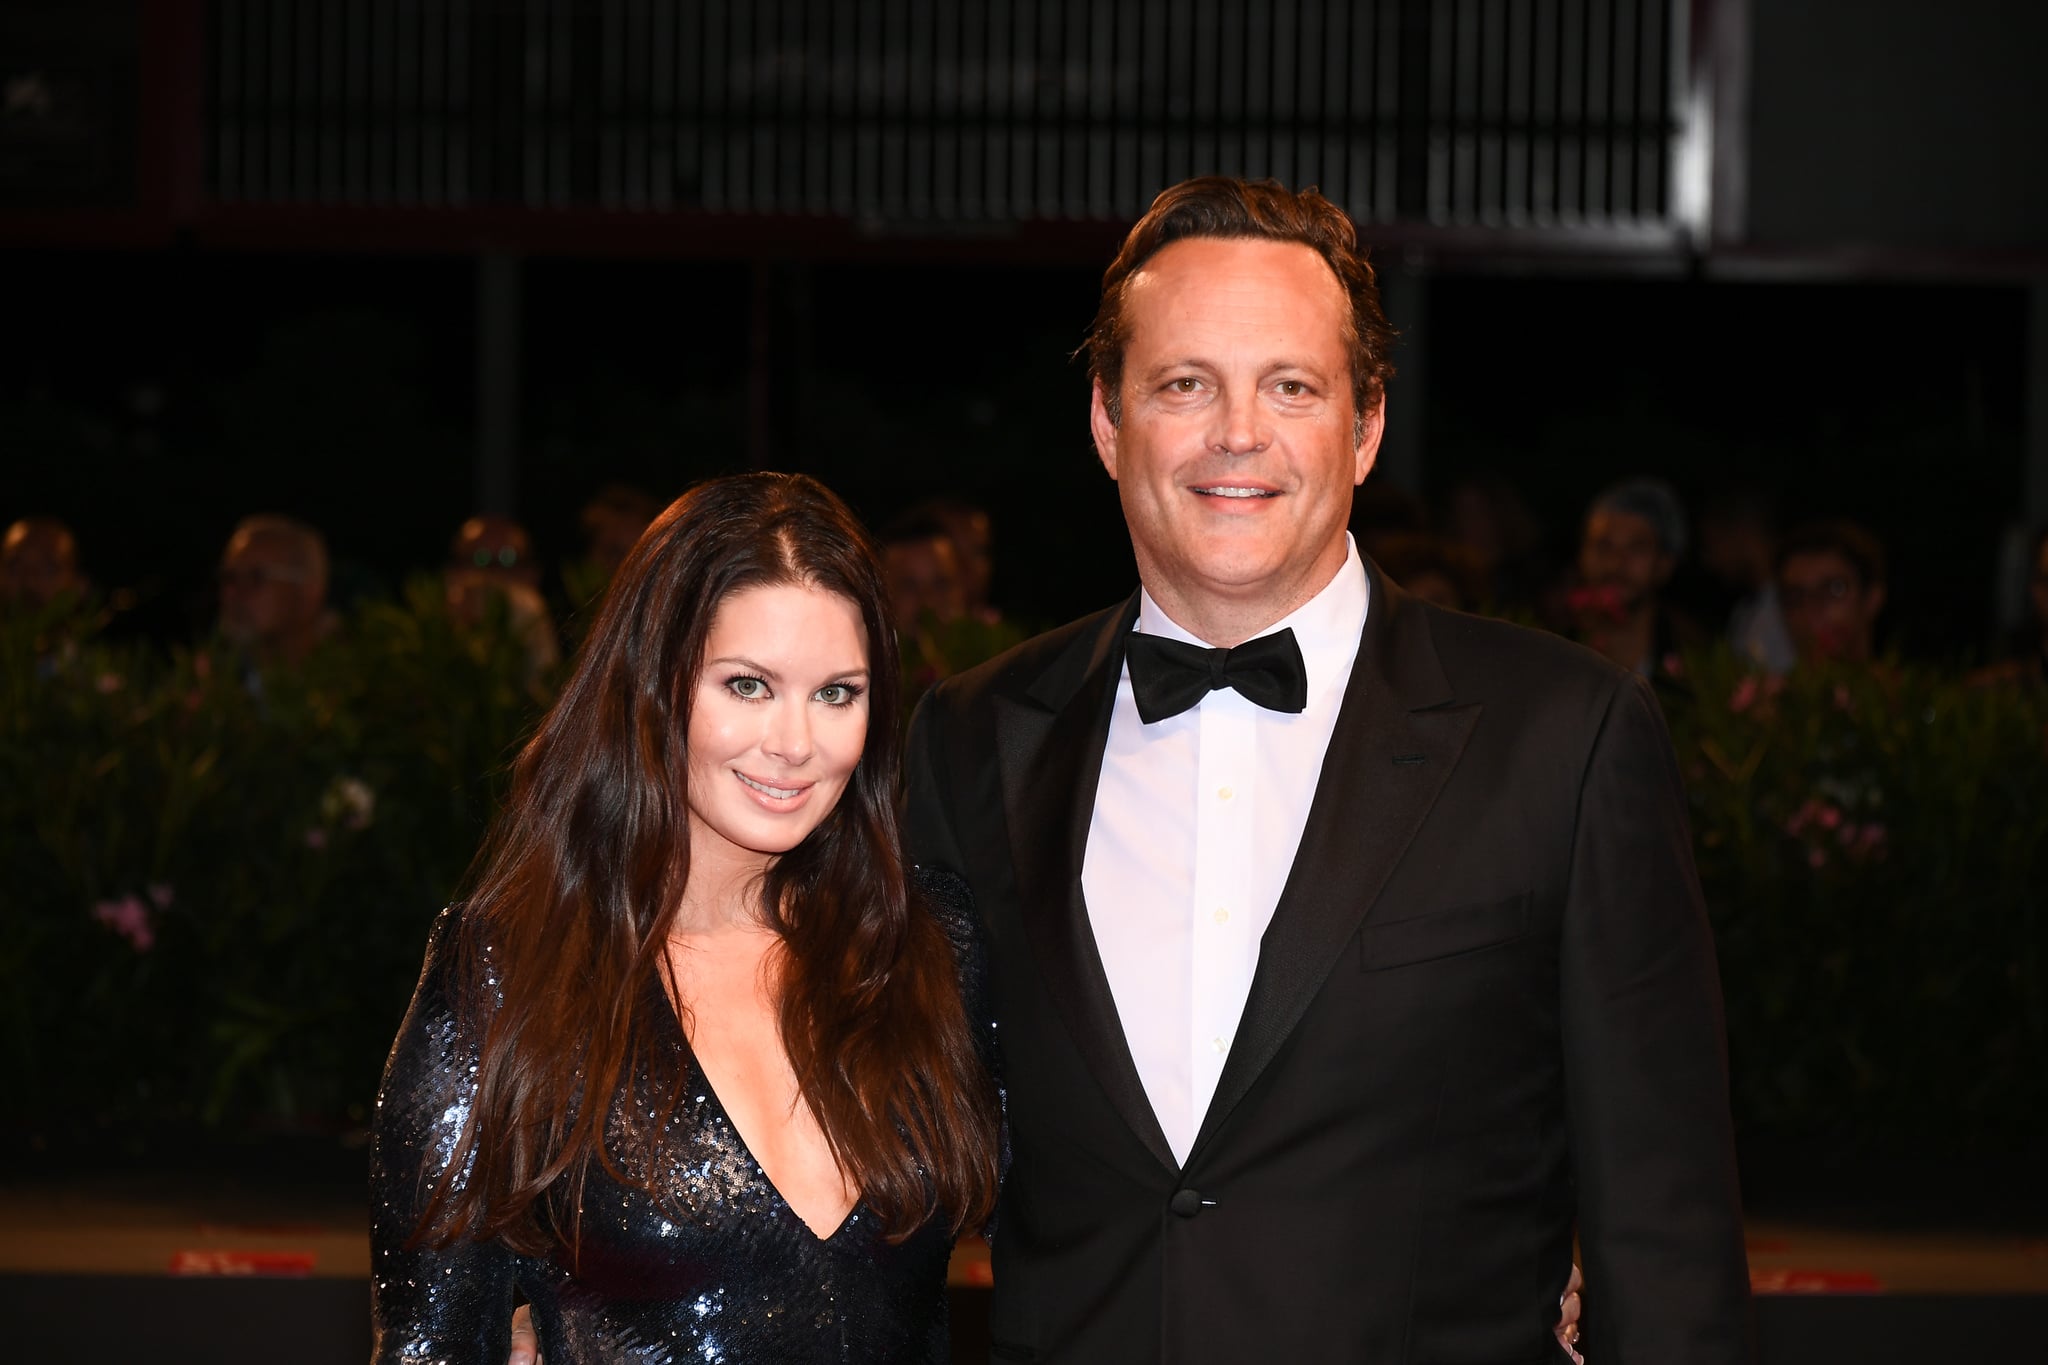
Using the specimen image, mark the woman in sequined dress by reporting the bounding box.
[371,473,1003,1364]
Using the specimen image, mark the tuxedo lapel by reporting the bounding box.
[993,594,1179,1172]
[1188,566,1480,1163]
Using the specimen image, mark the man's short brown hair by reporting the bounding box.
[1082,177,1397,429]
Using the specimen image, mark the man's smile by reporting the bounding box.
[1191,483,1280,500]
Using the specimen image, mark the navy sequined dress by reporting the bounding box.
[370,869,989,1365]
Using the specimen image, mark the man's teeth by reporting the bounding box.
[737,773,802,799]
[1196,487,1275,498]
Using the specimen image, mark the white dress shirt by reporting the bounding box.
[1083,536,1370,1165]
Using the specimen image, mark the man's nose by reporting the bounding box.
[1211,388,1269,455]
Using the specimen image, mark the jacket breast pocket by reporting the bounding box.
[1357,892,1532,972]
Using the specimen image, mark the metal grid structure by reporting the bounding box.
[206,0,1700,243]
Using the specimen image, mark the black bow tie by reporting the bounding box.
[1124,627,1310,724]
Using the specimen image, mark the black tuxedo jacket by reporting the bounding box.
[904,564,1752,1364]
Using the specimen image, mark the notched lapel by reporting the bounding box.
[993,597,1178,1171]
[1189,569,1480,1163]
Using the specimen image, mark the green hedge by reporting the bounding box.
[2,587,548,1143]
[6,598,2044,1155]
[1664,651,2048,1152]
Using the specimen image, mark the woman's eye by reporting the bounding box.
[816,683,862,706]
[728,676,768,700]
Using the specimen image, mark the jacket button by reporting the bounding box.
[1168,1189,1205,1218]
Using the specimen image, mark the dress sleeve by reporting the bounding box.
[911,864,1009,1238]
[369,906,521,1364]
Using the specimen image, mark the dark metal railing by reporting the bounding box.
[201,0,1697,240]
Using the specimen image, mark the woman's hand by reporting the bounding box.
[509,1304,541,1365]
[1556,1262,1583,1361]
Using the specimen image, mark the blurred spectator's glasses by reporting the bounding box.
[458,547,522,569]
[1780,578,1857,609]
[218,566,309,589]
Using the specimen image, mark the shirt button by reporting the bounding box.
[1217,785,1234,801]
[1211,1036,1226,1054]
[1212,908,1230,924]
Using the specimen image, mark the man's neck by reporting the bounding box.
[1138,544,1351,649]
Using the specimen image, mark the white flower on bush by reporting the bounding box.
[320,776,377,831]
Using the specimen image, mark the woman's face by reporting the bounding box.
[685,582,871,878]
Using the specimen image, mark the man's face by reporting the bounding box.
[1780,550,1883,663]
[1091,237,1379,639]
[1578,508,1672,613]
[1,526,81,608]
[218,532,318,649]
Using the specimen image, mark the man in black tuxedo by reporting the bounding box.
[904,178,1752,1363]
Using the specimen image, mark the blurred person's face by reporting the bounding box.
[936,507,994,609]
[685,583,870,883]
[1444,486,1503,565]
[218,532,321,651]
[1091,237,1379,643]
[2,525,82,608]
[884,536,965,631]
[1780,550,1883,663]
[1579,508,1672,613]
[450,516,538,589]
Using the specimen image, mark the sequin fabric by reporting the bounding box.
[370,867,989,1364]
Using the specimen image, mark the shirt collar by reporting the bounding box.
[1135,534,1371,692]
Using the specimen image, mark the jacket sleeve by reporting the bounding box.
[904,685,968,873]
[368,907,521,1364]
[1560,673,1755,1363]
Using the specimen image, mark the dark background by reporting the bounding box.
[4,0,2045,659]
[2,250,2031,655]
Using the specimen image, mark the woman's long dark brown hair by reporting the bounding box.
[418,472,1000,1254]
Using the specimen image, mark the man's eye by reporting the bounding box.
[728,676,768,700]
[1276,380,1306,397]
[1171,377,1201,393]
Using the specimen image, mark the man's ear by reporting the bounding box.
[1090,379,1120,479]
[1353,399,1386,485]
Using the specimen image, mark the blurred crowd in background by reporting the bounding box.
[6,470,2045,699]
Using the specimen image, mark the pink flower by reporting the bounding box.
[1832,683,1854,712]
[95,672,123,694]
[304,827,329,850]
[1661,652,1685,679]
[1785,798,1843,838]
[1729,676,1761,714]
[146,883,175,910]
[1837,821,1860,847]
[1807,847,1829,870]
[92,894,155,952]
[1858,824,1888,854]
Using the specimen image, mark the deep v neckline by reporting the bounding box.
[650,970,862,1245]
